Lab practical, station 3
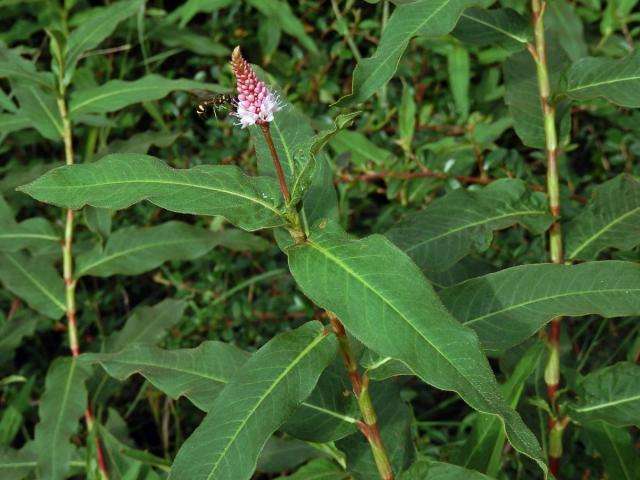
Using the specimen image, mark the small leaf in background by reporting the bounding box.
[168,322,337,480]
[258,15,282,61]
[274,458,348,480]
[107,299,186,352]
[441,261,640,351]
[386,179,551,272]
[18,154,286,231]
[329,129,390,166]
[69,75,225,117]
[400,459,493,479]
[334,0,493,107]
[452,7,532,52]
[584,421,639,480]
[447,44,470,121]
[563,50,640,107]
[76,221,222,278]
[83,206,112,243]
[34,357,92,480]
[98,424,165,480]
[398,82,416,152]
[0,252,65,319]
[565,174,640,260]
[287,220,548,476]
[570,362,640,427]
[0,310,42,364]
[546,1,588,61]
[167,0,235,28]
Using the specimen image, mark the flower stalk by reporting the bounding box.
[528,1,566,476]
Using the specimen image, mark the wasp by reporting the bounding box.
[191,91,236,120]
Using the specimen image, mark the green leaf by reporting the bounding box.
[98,425,164,480]
[287,221,548,476]
[64,0,144,78]
[546,1,588,61]
[0,252,65,319]
[337,383,415,478]
[107,299,186,352]
[0,443,38,480]
[167,0,235,28]
[34,357,92,480]
[334,0,492,107]
[452,7,532,51]
[310,112,361,156]
[399,83,417,150]
[168,322,337,480]
[400,459,493,479]
[386,179,552,272]
[257,437,324,474]
[76,221,221,277]
[565,174,640,260]
[69,75,224,117]
[563,50,640,107]
[570,362,640,427]
[504,45,570,148]
[14,85,63,140]
[0,218,59,253]
[274,458,347,480]
[18,154,286,231]
[0,43,54,89]
[584,421,639,480]
[0,310,42,364]
[453,343,544,475]
[329,129,390,167]
[0,113,30,135]
[84,341,248,411]
[447,44,470,120]
[440,261,640,351]
[84,206,112,242]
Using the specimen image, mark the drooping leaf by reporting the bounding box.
[334,0,493,107]
[584,421,639,480]
[440,261,640,351]
[337,382,415,478]
[98,424,164,480]
[504,43,570,148]
[386,179,552,272]
[570,362,640,427]
[64,0,144,77]
[565,174,640,260]
[18,154,286,231]
[84,341,248,411]
[563,50,640,107]
[13,85,62,141]
[400,459,493,479]
[168,322,337,480]
[34,357,92,480]
[0,252,65,319]
[0,310,42,364]
[69,75,224,117]
[274,458,348,480]
[452,7,532,51]
[546,1,588,61]
[453,343,544,475]
[287,221,548,476]
[76,221,221,277]
[107,299,186,352]
[0,43,54,89]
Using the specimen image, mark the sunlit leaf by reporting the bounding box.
[441,261,640,351]
[18,154,286,231]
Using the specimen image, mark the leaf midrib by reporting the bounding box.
[70,81,176,114]
[0,233,59,241]
[567,73,640,92]
[463,287,640,325]
[49,360,77,477]
[568,206,640,259]
[461,11,528,43]
[573,393,640,413]
[206,331,328,480]
[405,209,545,252]
[29,86,63,137]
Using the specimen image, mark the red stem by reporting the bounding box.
[260,123,290,202]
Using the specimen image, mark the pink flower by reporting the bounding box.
[231,46,282,128]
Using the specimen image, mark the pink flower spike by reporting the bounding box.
[230,46,282,128]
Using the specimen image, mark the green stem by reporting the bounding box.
[259,125,394,479]
[529,1,565,476]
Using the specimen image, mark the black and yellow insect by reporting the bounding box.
[192,91,236,120]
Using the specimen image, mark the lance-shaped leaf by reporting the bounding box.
[452,7,532,52]
[0,310,43,364]
[440,261,640,351]
[107,299,186,352]
[565,174,640,260]
[0,113,30,135]
[275,458,348,480]
[98,424,166,479]
[334,0,493,108]
[14,85,62,141]
[400,459,493,479]
[64,0,144,76]
[168,322,337,480]
[69,75,224,117]
[0,443,38,480]
[18,154,286,231]
[569,362,640,427]
[584,421,639,480]
[0,43,54,89]
[0,218,59,255]
[287,221,548,476]
[386,179,551,272]
[34,357,92,480]
[0,252,65,319]
[563,50,640,107]
[77,221,220,277]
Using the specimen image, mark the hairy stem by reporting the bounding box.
[58,90,109,480]
[529,1,565,476]
[260,125,394,479]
